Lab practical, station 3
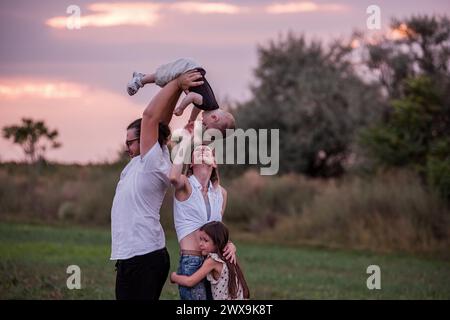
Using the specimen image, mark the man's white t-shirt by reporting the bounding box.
[110,142,171,260]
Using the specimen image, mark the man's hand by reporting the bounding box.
[177,70,203,91]
[223,242,237,265]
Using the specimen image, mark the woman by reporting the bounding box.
[169,131,236,300]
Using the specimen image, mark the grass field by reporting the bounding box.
[0,222,449,299]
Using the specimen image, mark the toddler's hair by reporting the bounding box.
[206,109,235,137]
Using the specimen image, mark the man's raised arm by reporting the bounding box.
[140,71,203,156]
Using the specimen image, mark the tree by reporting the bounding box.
[234,33,384,177]
[353,15,450,99]
[3,118,61,163]
[360,76,450,200]
[355,15,450,200]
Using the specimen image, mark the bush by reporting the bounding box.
[266,170,450,255]
[0,163,118,225]
[224,170,316,230]
[360,76,450,201]
[2,163,448,256]
[427,140,450,201]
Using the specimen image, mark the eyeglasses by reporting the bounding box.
[125,137,139,148]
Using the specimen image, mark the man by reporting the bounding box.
[111,70,203,300]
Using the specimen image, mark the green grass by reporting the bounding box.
[0,222,449,299]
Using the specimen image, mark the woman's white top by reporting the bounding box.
[173,175,223,242]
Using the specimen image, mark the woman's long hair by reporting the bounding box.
[200,221,250,299]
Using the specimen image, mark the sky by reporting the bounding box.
[1,0,449,163]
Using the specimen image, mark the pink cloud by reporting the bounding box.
[46,2,161,29]
[0,80,84,99]
[45,1,244,30]
[266,1,347,14]
[170,2,244,14]
[0,77,193,163]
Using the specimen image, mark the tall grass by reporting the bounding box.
[265,170,450,256]
[1,163,449,256]
[0,163,116,225]
[223,170,316,230]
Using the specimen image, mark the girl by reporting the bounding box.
[170,221,250,300]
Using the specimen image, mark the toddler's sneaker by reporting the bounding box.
[127,72,145,96]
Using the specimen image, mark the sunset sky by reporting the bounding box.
[1,0,449,163]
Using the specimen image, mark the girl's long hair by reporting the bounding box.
[200,221,250,299]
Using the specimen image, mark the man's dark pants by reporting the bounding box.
[115,248,170,300]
